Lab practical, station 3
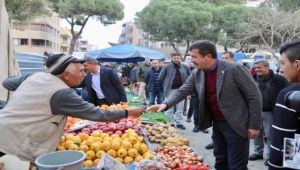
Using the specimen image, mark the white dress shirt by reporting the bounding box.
[91,67,105,99]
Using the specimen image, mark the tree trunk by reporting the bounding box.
[224,42,228,51]
[170,42,180,54]
[67,16,90,55]
[69,35,78,55]
[183,40,190,61]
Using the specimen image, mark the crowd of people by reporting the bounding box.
[0,39,300,170]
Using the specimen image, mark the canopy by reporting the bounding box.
[85,44,166,62]
[217,52,247,61]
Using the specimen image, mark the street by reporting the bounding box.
[176,116,267,170]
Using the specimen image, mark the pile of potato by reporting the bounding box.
[143,123,189,146]
[143,123,180,144]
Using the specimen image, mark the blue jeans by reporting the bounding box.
[187,95,200,126]
[149,88,164,105]
[213,122,249,170]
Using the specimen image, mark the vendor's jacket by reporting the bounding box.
[0,72,68,162]
[0,72,127,162]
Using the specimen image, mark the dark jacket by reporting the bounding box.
[163,60,262,138]
[80,67,127,106]
[129,67,138,83]
[159,63,190,97]
[137,64,151,82]
[145,67,163,91]
[269,83,300,170]
[254,70,288,112]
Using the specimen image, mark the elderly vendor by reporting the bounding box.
[0,54,144,162]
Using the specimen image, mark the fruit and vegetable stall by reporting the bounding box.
[56,93,211,170]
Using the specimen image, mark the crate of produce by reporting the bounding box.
[142,123,189,146]
[154,145,210,170]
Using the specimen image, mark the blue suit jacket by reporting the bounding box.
[82,67,127,106]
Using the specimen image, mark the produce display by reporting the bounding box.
[66,119,142,136]
[100,104,129,110]
[64,117,81,131]
[154,145,209,170]
[57,129,154,167]
[141,112,170,123]
[58,92,212,169]
[137,160,167,170]
[127,96,144,103]
[162,137,190,146]
[143,123,189,145]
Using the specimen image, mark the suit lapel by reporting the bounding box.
[217,60,225,98]
[100,68,104,88]
[87,73,92,87]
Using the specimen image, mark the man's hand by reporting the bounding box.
[146,104,167,113]
[248,129,260,139]
[187,95,191,100]
[127,107,145,117]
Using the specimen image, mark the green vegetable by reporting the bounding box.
[142,112,170,123]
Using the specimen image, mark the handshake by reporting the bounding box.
[126,104,168,117]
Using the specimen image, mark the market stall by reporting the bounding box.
[53,90,211,170]
[85,44,166,62]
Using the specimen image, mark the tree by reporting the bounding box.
[5,0,47,23]
[234,9,300,61]
[212,4,251,51]
[136,0,213,57]
[48,0,124,54]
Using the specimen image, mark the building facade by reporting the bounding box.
[60,27,71,53]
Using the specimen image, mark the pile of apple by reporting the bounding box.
[154,145,209,170]
[66,118,142,136]
[57,129,154,167]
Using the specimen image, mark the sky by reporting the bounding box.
[61,0,150,49]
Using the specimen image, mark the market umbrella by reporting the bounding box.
[85,44,166,62]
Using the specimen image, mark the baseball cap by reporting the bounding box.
[45,54,85,75]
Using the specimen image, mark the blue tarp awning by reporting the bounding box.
[217,52,247,61]
[85,44,166,62]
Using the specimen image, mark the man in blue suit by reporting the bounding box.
[81,57,127,106]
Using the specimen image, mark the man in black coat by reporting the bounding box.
[80,57,127,106]
[249,58,288,166]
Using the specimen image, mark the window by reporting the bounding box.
[30,24,53,33]
[31,39,45,46]
[31,24,43,31]
[13,38,28,45]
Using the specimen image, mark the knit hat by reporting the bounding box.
[45,54,85,75]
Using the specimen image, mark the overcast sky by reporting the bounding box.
[61,0,150,49]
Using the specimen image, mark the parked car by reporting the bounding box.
[16,53,45,75]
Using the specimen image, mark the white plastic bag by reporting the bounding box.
[96,154,127,170]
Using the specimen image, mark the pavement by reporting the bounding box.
[173,115,268,170]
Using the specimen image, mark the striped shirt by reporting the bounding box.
[153,69,162,89]
[269,83,300,170]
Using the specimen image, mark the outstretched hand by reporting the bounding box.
[146,104,167,113]
[127,107,145,117]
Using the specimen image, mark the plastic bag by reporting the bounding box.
[96,154,127,170]
[137,160,167,170]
